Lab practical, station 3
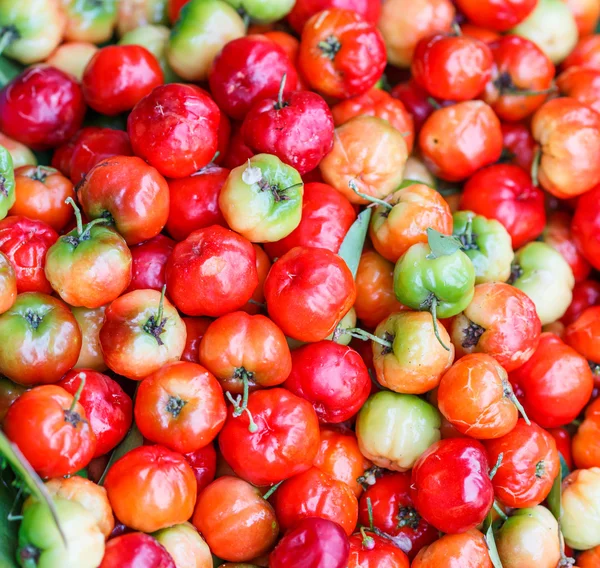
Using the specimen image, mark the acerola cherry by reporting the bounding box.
[454,0,537,31]
[165,225,258,317]
[411,438,494,534]
[126,235,175,294]
[242,84,334,175]
[0,66,86,150]
[264,246,356,342]
[572,184,600,270]
[58,369,133,458]
[412,33,493,101]
[283,341,370,423]
[209,36,299,120]
[99,533,175,568]
[82,45,164,115]
[127,83,221,178]
[287,0,381,33]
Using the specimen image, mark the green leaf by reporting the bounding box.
[548,462,563,521]
[559,452,570,481]
[0,431,66,545]
[0,480,18,568]
[98,423,143,486]
[426,227,462,259]
[337,208,372,279]
[483,511,504,568]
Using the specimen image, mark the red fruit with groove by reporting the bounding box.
[126,235,175,294]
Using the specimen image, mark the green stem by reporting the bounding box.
[503,379,531,425]
[156,285,166,329]
[65,197,83,237]
[68,376,86,413]
[262,480,283,500]
[366,497,374,530]
[531,147,541,187]
[277,73,287,109]
[427,97,442,110]
[348,180,393,209]
[464,218,473,248]
[0,26,19,58]
[493,501,508,521]
[343,327,393,349]
[225,376,258,433]
[489,452,503,480]
[79,217,109,241]
[430,297,451,352]
[451,21,462,36]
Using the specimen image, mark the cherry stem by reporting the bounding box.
[366,497,375,530]
[493,501,508,521]
[68,375,86,413]
[464,218,474,247]
[348,180,392,209]
[262,480,283,501]
[277,73,287,109]
[360,527,375,549]
[427,97,442,110]
[489,452,503,480]
[503,379,531,425]
[65,197,84,237]
[429,297,451,352]
[225,376,258,433]
[531,147,541,187]
[452,21,462,36]
[156,285,166,327]
[343,327,393,349]
[0,26,18,57]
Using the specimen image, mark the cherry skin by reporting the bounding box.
[209,36,299,121]
[166,164,229,242]
[287,0,381,34]
[128,83,221,179]
[410,438,494,534]
[99,533,175,568]
[283,340,371,424]
[126,235,175,294]
[82,45,164,116]
[242,89,334,175]
[270,518,350,568]
[0,65,86,150]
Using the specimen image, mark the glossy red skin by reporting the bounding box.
[391,80,451,133]
[283,341,370,424]
[347,534,410,568]
[242,90,334,175]
[572,184,600,270]
[563,35,600,70]
[184,443,217,495]
[270,517,350,568]
[484,36,555,122]
[264,182,355,260]
[419,101,502,182]
[274,467,358,536]
[82,45,163,116]
[548,427,574,470]
[209,36,299,121]
[222,123,255,170]
[331,88,415,153]
[99,533,175,568]
[127,83,221,178]
[358,473,438,560]
[51,127,99,178]
[454,0,537,31]
[78,156,170,246]
[0,217,58,294]
[166,165,228,241]
[69,128,133,184]
[57,370,131,458]
[461,164,546,249]
[4,385,96,478]
[218,388,320,486]
[410,438,494,534]
[500,121,536,172]
[412,34,493,101]
[181,317,212,363]
[165,225,258,317]
[509,333,594,428]
[298,9,386,99]
[561,279,600,325]
[126,235,175,294]
[288,0,381,33]
[484,419,559,508]
[264,246,356,343]
[543,211,591,283]
[0,66,86,150]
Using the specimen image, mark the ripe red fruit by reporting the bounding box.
[0,66,86,150]
[128,83,221,179]
[82,45,164,116]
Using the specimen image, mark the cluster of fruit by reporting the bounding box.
[0,0,600,566]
